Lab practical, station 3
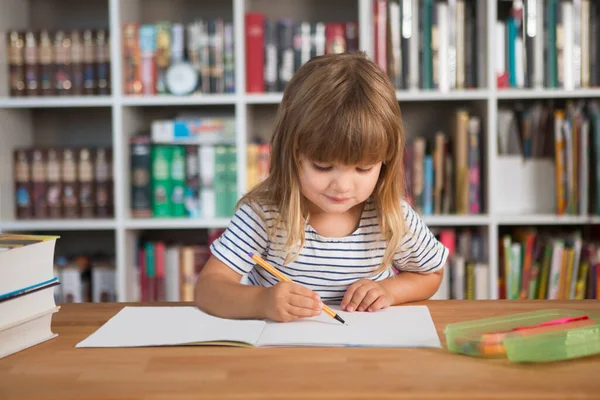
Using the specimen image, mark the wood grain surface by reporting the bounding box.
[1,300,600,400]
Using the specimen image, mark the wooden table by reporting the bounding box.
[1,301,600,399]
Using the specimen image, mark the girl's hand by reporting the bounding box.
[260,282,323,322]
[341,279,394,312]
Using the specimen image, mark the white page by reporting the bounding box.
[75,307,266,348]
[257,305,441,348]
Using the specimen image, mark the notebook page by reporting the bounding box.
[76,307,266,348]
[257,305,441,348]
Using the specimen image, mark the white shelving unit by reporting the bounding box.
[0,0,598,301]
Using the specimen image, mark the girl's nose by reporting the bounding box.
[331,173,352,193]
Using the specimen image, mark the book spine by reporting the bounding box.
[8,31,25,97]
[61,148,79,218]
[46,148,62,218]
[139,24,157,96]
[374,0,387,73]
[14,149,32,218]
[82,29,96,95]
[278,19,294,91]
[130,138,152,217]
[423,155,433,215]
[468,117,481,214]
[184,145,200,218]
[226,145,238,216]
[422,0,433,89]
[214,145,228,217]
[24,31,39,96]
[170,145,186,217]
[264,19,278,92]
[96,29,111,95]
[155,23,171,95]
[199,145,216,218]
[54,30,73,96]
[95,148,113,218]
[245,13,265,93]
[151,145,172,217]
[70,31,84,95]
[345,21,359,53]
[224,23,235,93]
[39,30,54,96]
[122,23,141,95]
[31,148,47,218]
[78,148,96,218]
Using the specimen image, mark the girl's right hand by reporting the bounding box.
[260,282,323,322]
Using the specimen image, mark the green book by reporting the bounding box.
[537,244,553,299]
[422,0,433,89]
[214,145,228,217]
[546,0,558,88]
[170,146,186,217]
[227,145,238,216]
[151,145,172,217]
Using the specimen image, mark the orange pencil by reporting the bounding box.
[248,252,347,325]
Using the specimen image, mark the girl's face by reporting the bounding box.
[298,158,382,215]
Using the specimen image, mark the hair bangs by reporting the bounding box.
[295,95,398,167]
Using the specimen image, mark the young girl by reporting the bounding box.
[195,52,448,322]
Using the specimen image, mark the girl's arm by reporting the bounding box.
[340,269,443,312]
[195,256,267,319]
[195,256,323,321]
[381,269,444,304]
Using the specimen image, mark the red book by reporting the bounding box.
[325,23,346,54]
[154,241,166,301]
[373,0,387,73]
[245,13,265,93]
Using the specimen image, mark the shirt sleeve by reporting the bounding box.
[210,202,270,275]
[393,201,449,273]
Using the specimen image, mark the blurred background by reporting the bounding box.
[0,0,598,304]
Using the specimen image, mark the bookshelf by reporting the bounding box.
[0,0,598,302]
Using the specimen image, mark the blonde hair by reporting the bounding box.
[239,52,406,272]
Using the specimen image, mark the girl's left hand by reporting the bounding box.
[340,279,394,313]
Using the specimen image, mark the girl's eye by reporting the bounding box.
[356,166,373,173]
[312,163,332,171]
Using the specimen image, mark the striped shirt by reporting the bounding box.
[210,198,449,304]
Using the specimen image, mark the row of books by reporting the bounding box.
[245,13,358,93]
[431,229,489,300]
[499,229,600,300]
[373,0,483,91]
[134,231,224,302]
[53,254,116,303]
[13,147,114,220]
[130,138,237,219]
[496,0,600,90]
[405,110,482,215]
[246,141,271,190]
[498,100,600,216]
[6,29,111,97]
[122,20,234,96]
[0,235,60,359]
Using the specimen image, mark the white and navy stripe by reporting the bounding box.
[210,199,448,304]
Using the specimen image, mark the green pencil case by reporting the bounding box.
[444,309,600,363]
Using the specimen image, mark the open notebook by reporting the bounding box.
[76,305,441,348]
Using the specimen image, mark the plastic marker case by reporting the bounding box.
[444,309,600,363]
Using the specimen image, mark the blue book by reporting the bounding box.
[423,156,434,215]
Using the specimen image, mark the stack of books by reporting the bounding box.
[0,234,61,359]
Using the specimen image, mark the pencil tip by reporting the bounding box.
[248,252,254,258]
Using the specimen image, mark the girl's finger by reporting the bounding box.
[346,283,371,312]
[340,281,362,309]
[289,294,323,312]
[357,288,380,311]
[288,304,321,318]
[368,296,390,312]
